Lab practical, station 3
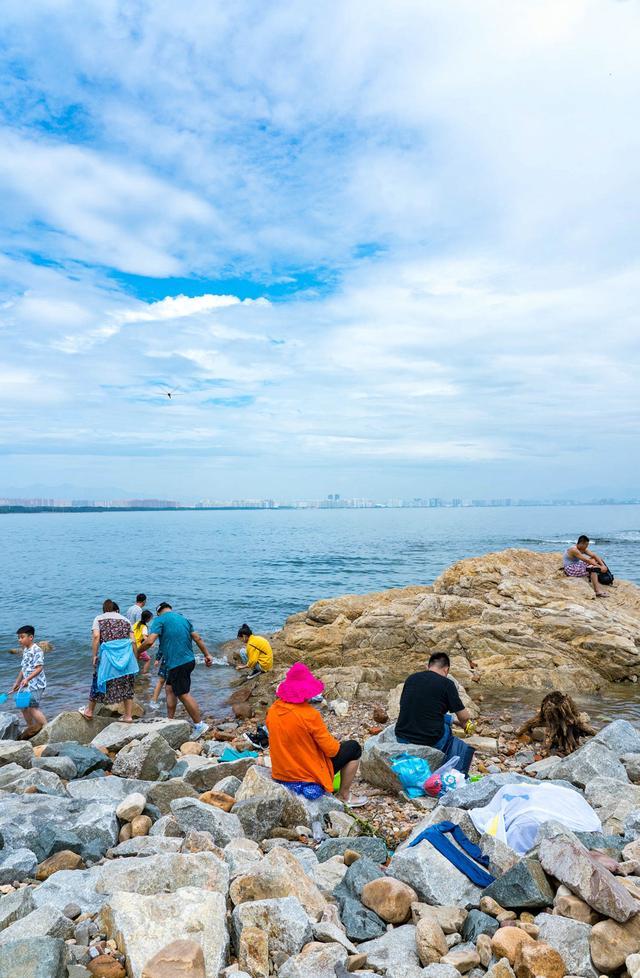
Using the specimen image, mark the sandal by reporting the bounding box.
[78,708,94,720]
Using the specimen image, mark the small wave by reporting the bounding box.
[194,653,230,667]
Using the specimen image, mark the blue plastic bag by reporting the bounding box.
[391,752,432,798]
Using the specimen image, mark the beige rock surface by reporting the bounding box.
[241,550,640,701]
[141,938,206,978]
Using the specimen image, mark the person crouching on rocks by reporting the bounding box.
[394,651,475,774]
[266,662,367,808]
[236,624,273,677]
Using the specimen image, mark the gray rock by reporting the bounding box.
[66,775,151,803]
[41,741,111,777]
[0,848,37,884]
[0,713,21,741]
[338,895,386,941]
[316,836,387,864]
[171,796,244,845]
[312,920,357,953]
[481,857,554,910]
[360,725,444,794]
[524,756,561,780]
[593,719,640,758]
[91,717,192,752]
[232,795,286,842]
[94,851,229,897]
[625,809,640,839]
[231,895,313,959]
[0,794,118,862]
[106,836,183,857]
[334,856,385,903]
[0,936,68,977]
[623,754,640,784]
[234,764,310,827]
[439,774,535,810]
[388,840,482,907]
[145,776,199,814]
[0,887,35,932]
[215,774,242,797]
[0,905,74,944]
[539,833,639,922]
[224,838,263,879]
[575,831,626,852]
[479,834,520,875]
[63,903,82,919]
[421,967,463,978]
[551,739,628,789]
[404,806,480,847]
[180,754,256,792]
[31,711,113,747]
[462,910,499,941]
[31,755,77,780]
[148,813,183,837]
[111,732,177,781]
[279,941,348,978]
[31,867,104,915]
[0,763,67,796]
[0,741,33,768]
[534,912,597,978]
[358,923,421,972]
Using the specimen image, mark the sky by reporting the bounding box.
[1,0,639,502]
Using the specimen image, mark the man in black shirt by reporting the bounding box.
[395,651,472,748]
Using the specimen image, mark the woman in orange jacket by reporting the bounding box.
[266,662,366,807]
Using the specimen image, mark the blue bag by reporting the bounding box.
[391,752,432,797]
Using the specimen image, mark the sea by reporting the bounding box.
[1,504,639,720]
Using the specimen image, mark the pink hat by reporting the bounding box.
[276,662,325,704]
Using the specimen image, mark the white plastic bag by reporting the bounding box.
[469,781,602,854]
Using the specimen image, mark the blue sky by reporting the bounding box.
[1,0,639,501]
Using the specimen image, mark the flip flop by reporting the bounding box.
[77,708,94,720]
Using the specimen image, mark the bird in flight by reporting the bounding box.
[156,386,183,399]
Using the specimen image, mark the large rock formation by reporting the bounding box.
[246,549,640,698]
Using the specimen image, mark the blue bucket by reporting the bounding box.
[14,690,31,708]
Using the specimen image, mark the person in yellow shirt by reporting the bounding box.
[133,610,153,674]
[236,624,273,676]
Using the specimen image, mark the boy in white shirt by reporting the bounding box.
[11,625,47,730]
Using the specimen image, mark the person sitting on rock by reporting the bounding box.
[236,624,273,676]
[563,535,609,597]
[395,652,475,773]
[266,662,367,807]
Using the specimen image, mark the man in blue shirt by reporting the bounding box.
[139,602,213,738]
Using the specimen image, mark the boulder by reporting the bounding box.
[149,814,183,837]
[231,896,313,962]
[388,840,482,906]
[593,719,640,757]
[145,778,199,814]
[31,866,105,915]
[35,849,84,880]
[0,741,33,768]
[316,836,387,864]
[358,924,421,973]
[234,765,310,827]
[479,835,520,876]
[199,790,236,812]
[623,754,640,784]
[41,741,111,777]
[0,713,21,741]
[534,912,597,978]
[336,895,386,942]
[231,796,285,842]
[0,886,35,931]
[67,777,151,804]
[0,905,74,944]
[31,711,112,746]
[224,838,263,879]
[101,886,228,978]
[229,847,325,919]
[279,942,348,978]
[0,936,68,977]
[95,852,229,897]
[539,833,639,922]
[180,755,256,792]
[412,904,468,934]
[171,797,244,846]
[0,794,118,862]
[551,739,628,788]
[237,925,269,978]
[553,885,599,924]
[461,910,499,942]
[0,763,67,796]
[481,858,554,910]
[405,806,480,846]
[439,775,535,810]
[215,775,242,797]
[422,967,464,978]
[141,939,206,978]
[111,734,177,781]
[360,726,444,793]
[513,940,565,978]
[312,921,357,953]
[32,755,77,779]
[0,847,37,883]
[361,877,417,924]
[415,915,449,965]
[589,914,640,972]
[91,719,192,753]
[107,837,183,858]
[440,944,480,973]
[490,929,535,966]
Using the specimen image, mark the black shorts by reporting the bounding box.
[166,660,195,696]
[331,739,362,774]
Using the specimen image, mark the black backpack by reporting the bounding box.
[597,566,614,586]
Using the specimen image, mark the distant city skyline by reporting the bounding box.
[1,2,639,496]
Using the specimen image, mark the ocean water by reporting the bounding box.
[1,504,639,718]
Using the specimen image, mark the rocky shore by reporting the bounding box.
[1,548,640,977]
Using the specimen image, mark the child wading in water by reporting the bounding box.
[133,610,153,675]
[11,625,47,731]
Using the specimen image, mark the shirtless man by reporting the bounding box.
[563,535,609,597]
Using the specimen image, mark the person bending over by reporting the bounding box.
[236,624,273,676]
[266,662,366,807]
[138,602,213,738]
[395,651,473,750]
[563,535,609,597]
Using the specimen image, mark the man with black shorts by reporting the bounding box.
[139,602,212,738]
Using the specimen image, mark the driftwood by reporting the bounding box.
[517,690,596,756]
